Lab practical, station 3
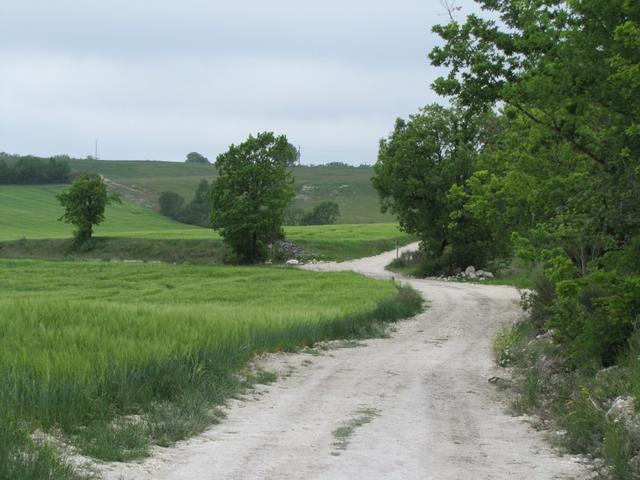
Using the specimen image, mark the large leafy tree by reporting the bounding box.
[57,173,121,244]
[182,179,211,226]
[429,0,640,249]
[211,132,296,263]
[185,152,210,164]
[158,191,185,220]
[372,104,497,273]
[429,0,640,369]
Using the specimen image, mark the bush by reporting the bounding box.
[158,192,185,220]
[157,180,211,227]
[548,272,639,368]
[301,201,340,226]
[185,152,210,164]
[520,275,556,331]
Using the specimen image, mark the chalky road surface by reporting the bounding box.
[101,243,588,480]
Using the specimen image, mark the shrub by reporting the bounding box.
[301,201,340,225]
[549,272,639,367]
[158,192,185,220]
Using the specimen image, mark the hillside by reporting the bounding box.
[0,185,203,241]
[58,159,390,224]
[0,185,412,261]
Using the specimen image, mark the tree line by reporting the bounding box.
[0,153,71,184]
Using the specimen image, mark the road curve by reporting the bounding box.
[100,244,589,480]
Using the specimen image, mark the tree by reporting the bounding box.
[210,132,296,263]
[13,157,47,183]
[0,159,9,184]
[182,179,211,226]
[301,201,340,225]
[282,143,301,167]
[185,152,210,164]
[158,191,185,220]
[46,157,71,183]
[57,173,121,244]
[429,0,640,248]
[427,0,640,370]
[372,104,493,273]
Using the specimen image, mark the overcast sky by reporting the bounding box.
[0,0,480,164]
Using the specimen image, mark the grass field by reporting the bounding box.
[0,259,423,478]
[0,185,412,261]
[54,159,391,224]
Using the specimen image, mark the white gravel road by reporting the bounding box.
[99,243,590,480]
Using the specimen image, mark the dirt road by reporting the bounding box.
[101,244,589,480]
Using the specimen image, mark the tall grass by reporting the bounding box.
[0,259,423,477]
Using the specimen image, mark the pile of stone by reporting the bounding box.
[462,266,495,279]
[273,240,305,260]
[434,265,495,282]
[271,240,321,265]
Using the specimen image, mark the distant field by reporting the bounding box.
[0,259,422,473]
[0,185,412,261]
[59,159,390,224]
[0,185,198,241]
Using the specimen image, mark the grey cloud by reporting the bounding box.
[0,0,481,164]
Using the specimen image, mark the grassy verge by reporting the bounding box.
[494,318,640,479]
[0,259,423,478]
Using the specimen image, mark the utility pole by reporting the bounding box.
[95,139,99,160]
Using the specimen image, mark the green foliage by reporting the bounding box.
[158,191,185,220]
[430,0,640,253]
[159,179,211,227]
[56,173,121,244]
[301,201,340,226]
[0,153,71,185]
[372,104,498,273]
[549,272,640,367]
[181,179,211,227]
[430,0,640,359]
[211,132,296,263]
[0,158,9,181]
[185,152,210,164]
[494,321,535,368]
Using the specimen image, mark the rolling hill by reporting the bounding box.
[58,159,390,224]
[0,185,412,261]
